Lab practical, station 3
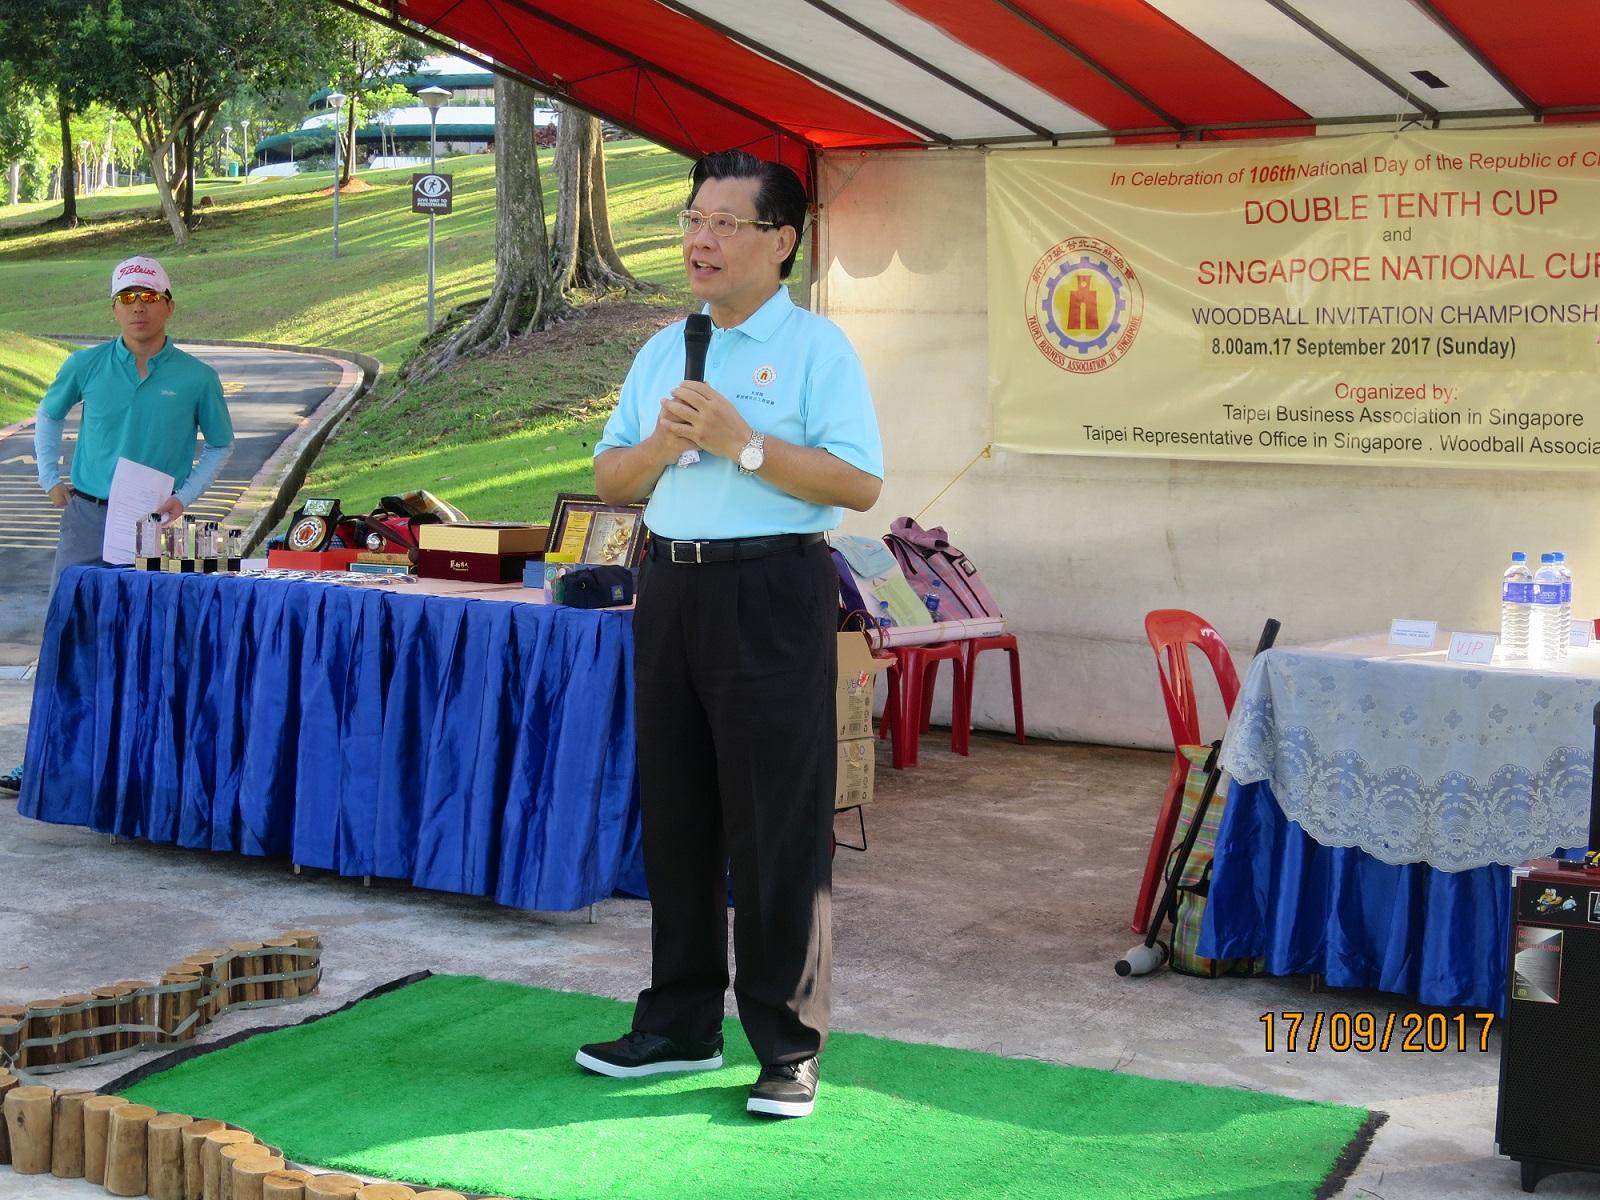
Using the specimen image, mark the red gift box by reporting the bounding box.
[267,548,363,571]
[415,548,537,583]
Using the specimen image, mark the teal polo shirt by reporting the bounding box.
[596,287,883,540]
[39,337,233,499]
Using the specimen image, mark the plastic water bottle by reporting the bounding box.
[924,578,944,620]
[1500,552,1533,662]
[1532,553,1564,666]
[876,599,892,632]
[1554,552,1573,658]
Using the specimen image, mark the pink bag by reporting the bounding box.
[883,517,1002,620]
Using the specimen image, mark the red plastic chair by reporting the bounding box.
[878,642,968,768]
[962,634,1024,745]
[1132,610,1241,934]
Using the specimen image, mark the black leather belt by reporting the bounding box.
[71,488,108,506]
[649,532,824,564]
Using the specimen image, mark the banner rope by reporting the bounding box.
[914,443,992,523]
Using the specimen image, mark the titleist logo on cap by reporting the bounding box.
[117,264,158,281]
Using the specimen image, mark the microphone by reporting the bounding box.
[676,313,712,467]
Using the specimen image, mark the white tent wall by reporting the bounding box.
[817,146,1600,750]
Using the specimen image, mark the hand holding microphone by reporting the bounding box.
[676,313,712,467]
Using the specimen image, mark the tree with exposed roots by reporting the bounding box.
[402,73,566,387]
[551,104,646,293]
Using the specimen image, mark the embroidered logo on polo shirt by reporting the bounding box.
[753,365,777,386]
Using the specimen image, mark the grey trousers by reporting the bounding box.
[51,494,111,595]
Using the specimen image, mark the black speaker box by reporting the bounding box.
[1496,857,1600,1191]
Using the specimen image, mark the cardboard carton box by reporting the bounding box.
[837,631,890,741]
[835,737,876,811]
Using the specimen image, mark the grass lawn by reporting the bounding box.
[0,142,709,520]
[0,143,695,372]
[0,331,70,424]
[301,300,678,520]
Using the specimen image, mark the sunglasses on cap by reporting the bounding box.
[115,289,170,305]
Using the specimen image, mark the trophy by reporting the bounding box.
[134,514,164,571]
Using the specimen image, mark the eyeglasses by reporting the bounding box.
[677,210,779,238]
[115,290,169,306]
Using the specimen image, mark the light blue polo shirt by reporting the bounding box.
[39,337,233,499]
[596,287,882,540]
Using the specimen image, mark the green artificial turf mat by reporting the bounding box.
[119,974,1380,1200]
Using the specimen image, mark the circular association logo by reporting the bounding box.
[1023,236,1143,373]
[753,365,777,386]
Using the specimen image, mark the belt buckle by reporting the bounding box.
[670,540,702,564]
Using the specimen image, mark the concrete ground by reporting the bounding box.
[0,676,1594,1199]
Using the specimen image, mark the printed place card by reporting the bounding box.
[1572,623,1593,649]
[1389,619,1439,648]
[1447,632,1496,664]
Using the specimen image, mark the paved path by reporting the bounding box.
[0,341,344,663]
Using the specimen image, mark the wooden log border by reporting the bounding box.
[0,933,322,1079]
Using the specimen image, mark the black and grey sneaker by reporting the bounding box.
[746,1057,819,1118]
[0,764,21,793]
[575,1030,724,1078]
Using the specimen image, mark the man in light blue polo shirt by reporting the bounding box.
[576,150,882,1120]
[0,256,233,793]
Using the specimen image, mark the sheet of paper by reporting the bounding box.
[1388,618,1438,649]
[102,457,175,565]
[1572,623,1593,649]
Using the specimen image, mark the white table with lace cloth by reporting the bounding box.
[1219,633,1600,871]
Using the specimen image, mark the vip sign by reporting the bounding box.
[412,173,454,214]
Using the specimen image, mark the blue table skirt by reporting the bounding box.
[19,567,647,911]
[1198,779,1514,1015]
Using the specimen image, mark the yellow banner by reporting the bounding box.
[988,128,1600,468]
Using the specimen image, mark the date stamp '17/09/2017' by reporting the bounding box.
[1260,1010,1495,1053]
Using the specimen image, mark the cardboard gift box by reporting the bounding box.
[416,548,534,583]
[417,522,550,555]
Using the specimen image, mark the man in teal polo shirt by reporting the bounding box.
[576,151,882,1119]
[0,256,233,792]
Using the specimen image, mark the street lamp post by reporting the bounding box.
[240,119,250,174]
[224,124,232,174]
[417,85,452,334]
[327,92,346,258]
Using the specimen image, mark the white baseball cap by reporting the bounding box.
[110,256,171,297]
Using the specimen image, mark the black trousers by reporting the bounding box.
[629,536,838,1066]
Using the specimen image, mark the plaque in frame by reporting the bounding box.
[546,493,648,567]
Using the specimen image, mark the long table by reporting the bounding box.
[19,567,646,911]
[1198,633,1600,1013]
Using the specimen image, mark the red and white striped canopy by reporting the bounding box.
[375,0,1600,176]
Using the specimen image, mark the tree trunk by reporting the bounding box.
[341,103,357,185]
[56,96,77,226]
[182,116,195,228]
[586,123,635,279]
[401,74,566,388]
[141,135,191,245]
[551,105,641,293]
[7,162,19,206]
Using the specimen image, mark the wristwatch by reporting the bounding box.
[738,431,766,474]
